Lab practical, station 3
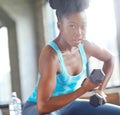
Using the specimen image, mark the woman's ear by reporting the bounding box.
[57,21,61,30]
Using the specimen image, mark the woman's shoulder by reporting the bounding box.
[82,40,98,58]
[82,39,91,51]
[38,43,60,77]
[40,43,58,59]
[82,39,92,46]
[82,39,98,49]
[39,43,59,66]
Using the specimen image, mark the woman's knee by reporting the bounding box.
[22,102,40,115]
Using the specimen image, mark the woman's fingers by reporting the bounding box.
[82,78,100,91]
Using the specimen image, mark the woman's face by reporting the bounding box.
[58,12,86,46]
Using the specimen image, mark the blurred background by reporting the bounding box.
[0,0,120,114]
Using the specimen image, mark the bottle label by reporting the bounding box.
[9,110,16,115]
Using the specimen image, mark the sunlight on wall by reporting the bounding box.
[86,0,120,87]
[0,26,11,102]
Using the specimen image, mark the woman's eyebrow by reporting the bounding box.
[69,21,87,27]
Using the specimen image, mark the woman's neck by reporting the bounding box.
[54,35,78,55]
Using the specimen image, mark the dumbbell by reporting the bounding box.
[90,92,106,107]
[89,69,105,84]
[81,69,106,107]
[89,69,106,107]
[81,69,105,86]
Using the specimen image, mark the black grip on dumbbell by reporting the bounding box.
[89,69,105,84]
[90,93,106,107]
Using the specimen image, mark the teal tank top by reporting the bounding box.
[28,41,87,102]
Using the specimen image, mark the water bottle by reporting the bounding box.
[9,92,22,115]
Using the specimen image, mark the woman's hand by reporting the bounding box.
[95,89,107,103]
[82,78,100,92]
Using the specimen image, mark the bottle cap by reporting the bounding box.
[11,92,17,97]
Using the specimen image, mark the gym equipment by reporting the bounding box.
[81,69,105,87]
[89,92,106,107]
[81,69,106,107]
[89,69,105,84]
[89,69,106,107]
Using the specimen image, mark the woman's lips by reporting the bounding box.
[73,39,82,44]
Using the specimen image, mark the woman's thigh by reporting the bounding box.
[22,99,120,115]
[62,99,120,115]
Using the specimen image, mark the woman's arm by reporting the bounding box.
[37,45,98,114]
[83,40,114,93]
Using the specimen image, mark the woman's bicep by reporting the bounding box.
[37,48,58,104]
[37,72,56,102]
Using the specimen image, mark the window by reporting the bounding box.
[86,0,120,87]
[0,26,12,102]
[44,2,58,42]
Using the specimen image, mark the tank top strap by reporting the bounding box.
[48,41,66,72]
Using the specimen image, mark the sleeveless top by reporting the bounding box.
[28,41,87,102]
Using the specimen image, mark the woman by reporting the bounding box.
[23,0,120,115]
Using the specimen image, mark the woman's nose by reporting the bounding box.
[76,28,83,36]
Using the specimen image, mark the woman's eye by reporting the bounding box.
[69,25,76,29]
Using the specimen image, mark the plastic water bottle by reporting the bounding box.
[9,92,22,115]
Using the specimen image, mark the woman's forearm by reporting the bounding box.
[99,56,114,90]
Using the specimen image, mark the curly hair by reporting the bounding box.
[49,0,89,20]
